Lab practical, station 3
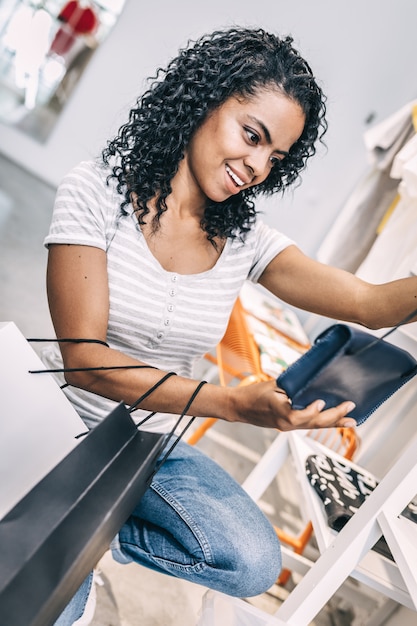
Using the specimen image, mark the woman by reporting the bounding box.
[47,27,417,624]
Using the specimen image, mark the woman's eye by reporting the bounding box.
[245,128,259,144]
[270,156,281,167]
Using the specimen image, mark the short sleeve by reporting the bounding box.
[247,220,294,283]
[44,161,116,250]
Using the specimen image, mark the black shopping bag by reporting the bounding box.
[0,402,165,626]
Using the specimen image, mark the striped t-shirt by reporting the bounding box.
[43,160,293,431]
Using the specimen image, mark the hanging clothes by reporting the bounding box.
[317,100,417,273]
[356,114,417,285]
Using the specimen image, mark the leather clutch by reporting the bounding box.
[276,323,417,425]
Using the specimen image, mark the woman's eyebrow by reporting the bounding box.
[248,115,289,157]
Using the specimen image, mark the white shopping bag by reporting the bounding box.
[196,591,283,626]
[0,321,86,519]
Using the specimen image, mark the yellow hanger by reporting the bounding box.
[413,103,417,133]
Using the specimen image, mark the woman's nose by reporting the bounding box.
[244,150,271,180]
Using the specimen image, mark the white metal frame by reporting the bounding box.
[241,430,417,625]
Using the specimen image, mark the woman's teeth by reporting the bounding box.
[226,165,244,187]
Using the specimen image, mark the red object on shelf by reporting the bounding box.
[50,1,98,56]
[58,1,97,34]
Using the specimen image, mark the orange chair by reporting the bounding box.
[188,297,270,447]
[187,296,359,586]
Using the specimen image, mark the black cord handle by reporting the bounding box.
[27,336,209,475]
[27,338,110,347]
[353,306,417,356]
[150,380,208,477]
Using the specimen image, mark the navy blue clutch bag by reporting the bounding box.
[276,323,417,425]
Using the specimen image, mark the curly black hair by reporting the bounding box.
[102,27,327,243]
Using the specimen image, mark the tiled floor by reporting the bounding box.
[0,152,403,625]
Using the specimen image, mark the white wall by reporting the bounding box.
[1,0,417,255]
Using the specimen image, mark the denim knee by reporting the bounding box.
[112,520,281,598]
[110,440,283,597]
[214,526,282,597]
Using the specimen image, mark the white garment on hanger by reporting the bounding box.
[355,197,417,283]
[317,102,416,271]
[391,133,417,186]
[355,136,417,345]
[364,99,417,169]
[357,100,417,281]
[401,153,417,199]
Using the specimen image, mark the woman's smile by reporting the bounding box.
[225,164,248,192]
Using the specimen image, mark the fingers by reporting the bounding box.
[277,399,357,431]
[314,400,357,429]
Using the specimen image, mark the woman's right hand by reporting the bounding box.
[224,379,357,431]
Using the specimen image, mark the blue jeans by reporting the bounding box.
[55,440,281,624]
[53,573,93,625]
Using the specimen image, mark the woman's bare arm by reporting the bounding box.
[260,245,417,329]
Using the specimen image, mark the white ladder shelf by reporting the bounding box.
[241,430,417,625]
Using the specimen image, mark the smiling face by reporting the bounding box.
[183,87,306,204]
